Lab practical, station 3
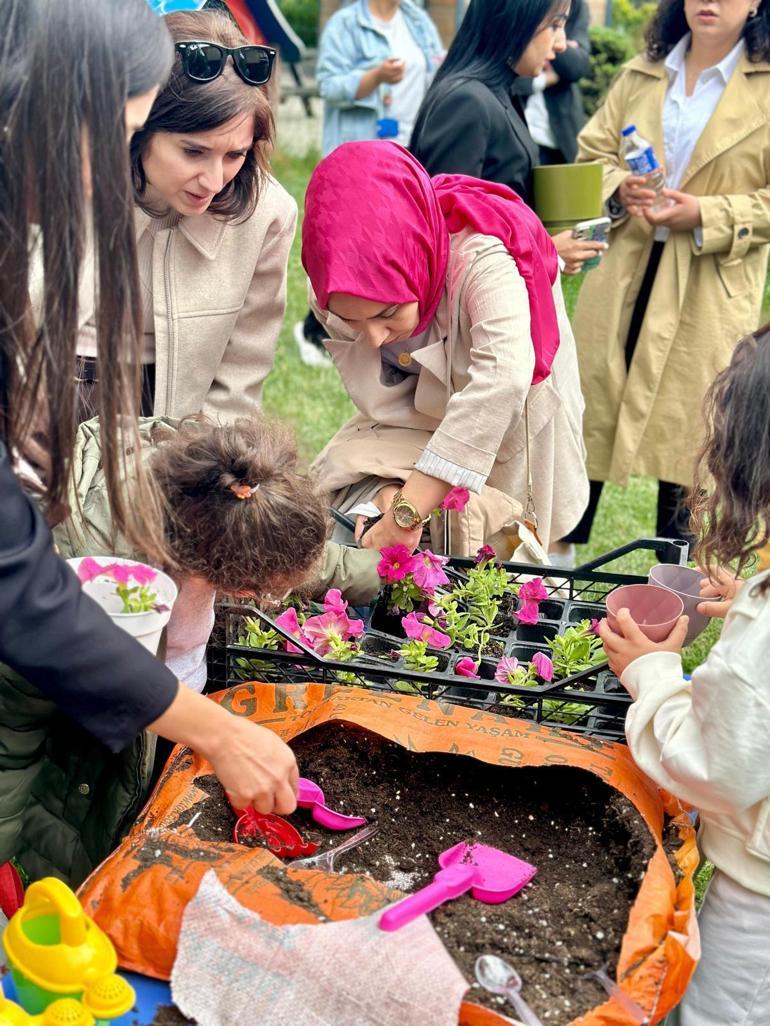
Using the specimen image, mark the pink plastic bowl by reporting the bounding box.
[605,584,684,642]
[648,564,709,645]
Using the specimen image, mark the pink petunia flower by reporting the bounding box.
[323,588,348,617]
[303,607,364,656]
[303,611,348,656]
[441,487,470,512]
[514,601,540,625]
[275,606,305,654]
[532,651,554,682]
[494,656,520,685]
[77,556,113,584]
[590,618,602,636]
[474,544,497,564]
[347,617,365,638]
[401,612,452,649]
[109,562,158,586]
[454,657,479,678]
[411,550,449,593]
[377,545,419,584]
[519,578,548,604]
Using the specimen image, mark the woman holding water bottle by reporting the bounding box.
[559,0,770,556]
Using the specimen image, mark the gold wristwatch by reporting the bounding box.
[390,490,429,531]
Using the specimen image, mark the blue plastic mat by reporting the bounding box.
[3,971,188,1025]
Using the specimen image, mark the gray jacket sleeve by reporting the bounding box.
[0,443,178,751]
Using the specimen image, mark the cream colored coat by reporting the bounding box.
[311,229,588,554]
[574,52,770,487]
[76,176,297,422]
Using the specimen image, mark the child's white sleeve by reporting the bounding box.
[622,647,770,814]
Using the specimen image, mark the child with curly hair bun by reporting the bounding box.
[56,414,381,691]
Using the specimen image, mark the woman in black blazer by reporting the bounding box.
[410,0,604,273]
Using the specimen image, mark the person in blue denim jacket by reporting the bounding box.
[294,0,444,365]
[318,0,444,154]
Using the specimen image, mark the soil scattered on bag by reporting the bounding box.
[183,722,657,1024]
[139,1006,193,1026]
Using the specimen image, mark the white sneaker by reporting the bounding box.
[547,544,576,569]
[293,321,332,368]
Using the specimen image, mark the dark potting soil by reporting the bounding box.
[138,1005,194,1026]
[479,638,505,659]
[183,722,657,1023]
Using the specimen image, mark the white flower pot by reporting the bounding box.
[67,556,178,656]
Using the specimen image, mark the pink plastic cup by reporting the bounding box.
[648,564,709,645]
[605,584,684,642]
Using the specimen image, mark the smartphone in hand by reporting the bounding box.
[572,216,611,271]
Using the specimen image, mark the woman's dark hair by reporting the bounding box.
[691,325,770,592]
[0,0,173,558]
[426,0,568,90]
[150,416,328,596]
[646,0,770,62]
[131,10,273,222]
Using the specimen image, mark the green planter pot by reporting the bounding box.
[533,163,603,233]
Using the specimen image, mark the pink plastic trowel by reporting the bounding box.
[297,778,368,831]
[379,842,537,932]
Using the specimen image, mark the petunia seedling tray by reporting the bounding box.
[207,538,687,742]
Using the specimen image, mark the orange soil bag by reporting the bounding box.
[78,684,699,1025]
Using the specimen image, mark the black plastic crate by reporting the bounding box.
[207,538,687,742]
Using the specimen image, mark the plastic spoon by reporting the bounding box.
[296,778,368,831]
[582,967,648,1023]
[287,822,379,870]
[475,955,543,1026]
[379,842,537,932]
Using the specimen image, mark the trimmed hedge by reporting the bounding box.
[581,25,636,117]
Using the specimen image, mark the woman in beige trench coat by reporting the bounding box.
[564,0,770,551]
[73,10,296,425]
[301,141,588,557]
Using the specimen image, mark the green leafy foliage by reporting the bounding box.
[277,0,318,47]
[399,639,440,674]
[115,583,161,614]
[547,620,605,679]
[581,25,635,117]
[611,0,658,46]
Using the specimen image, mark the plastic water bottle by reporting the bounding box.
[621,125,666,203]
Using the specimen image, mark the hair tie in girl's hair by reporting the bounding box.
[229,481,260,500]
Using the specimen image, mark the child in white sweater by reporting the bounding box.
[599,326,770,1026]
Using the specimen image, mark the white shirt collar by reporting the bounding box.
[665,32,745,86]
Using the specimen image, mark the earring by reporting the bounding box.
[750,6,759,16]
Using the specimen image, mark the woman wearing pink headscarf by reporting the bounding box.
[303,141,588,556]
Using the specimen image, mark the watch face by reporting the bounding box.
[393,504,419,529]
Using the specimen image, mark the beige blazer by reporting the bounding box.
[573,52,770,487]
[76,175,297,423]
[311,229,588,553]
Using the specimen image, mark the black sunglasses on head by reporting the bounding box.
[175,41,277,86]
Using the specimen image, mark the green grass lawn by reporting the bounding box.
[264,147,764,674]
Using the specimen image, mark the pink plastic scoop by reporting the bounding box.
[379,842,537,932]
[296,778,368,831]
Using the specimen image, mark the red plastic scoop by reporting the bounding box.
[379,842,537,932]
[232,807,319,859]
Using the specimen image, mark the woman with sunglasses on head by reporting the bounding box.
[0,0,299,883]
[409,0,607,275]
[76,9,295,426]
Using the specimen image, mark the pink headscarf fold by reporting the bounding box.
[302,142,560,384]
